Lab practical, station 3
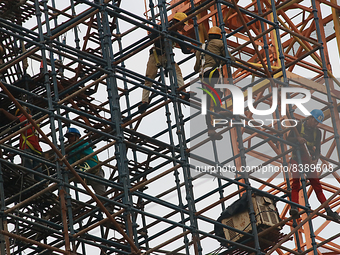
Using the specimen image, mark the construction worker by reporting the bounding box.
[65,127,107,197]
[0,107,43,181]
[287,109,340,220]
[138,12,196,113]
[194,26,234,140]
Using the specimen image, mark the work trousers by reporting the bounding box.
[73,166,111,211]
[290,157,327,205]
[90,167,107,196]
[76,165,106,196]
[22,147,43,181]
[142,53,184,103]
[202,68,222,129]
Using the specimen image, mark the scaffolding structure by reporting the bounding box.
[0,0,340,254]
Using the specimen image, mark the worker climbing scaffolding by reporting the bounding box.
[138,12,196,113]
[65,127,107,197]
[287,109,340,220]
[194,26,234,140]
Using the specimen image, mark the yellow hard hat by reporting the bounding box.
[173,12,188,25]
[208,26,222,36]
[15,106,31,116]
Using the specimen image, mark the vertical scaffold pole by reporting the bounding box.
[34,0,73,253]
[98,0,139,250]
[158,0,202,254]
[41,0,78,252]
[311,0,340,162]
[150,0,192,253]
[0,161,6,255]
[254,0,302,250]
[269,0,318,252]
[216,1,261,253]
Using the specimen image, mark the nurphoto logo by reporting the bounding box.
[200,83,311,128]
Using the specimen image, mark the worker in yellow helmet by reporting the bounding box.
[173,12,189,25]
[194,26,234,140]
[138,12,196,113]
[0,106,43,181]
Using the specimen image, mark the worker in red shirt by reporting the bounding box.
[0,106,43,181]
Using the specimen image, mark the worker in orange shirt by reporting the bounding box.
[0,106,43,181]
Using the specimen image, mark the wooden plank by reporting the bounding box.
[286,71,340,99]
